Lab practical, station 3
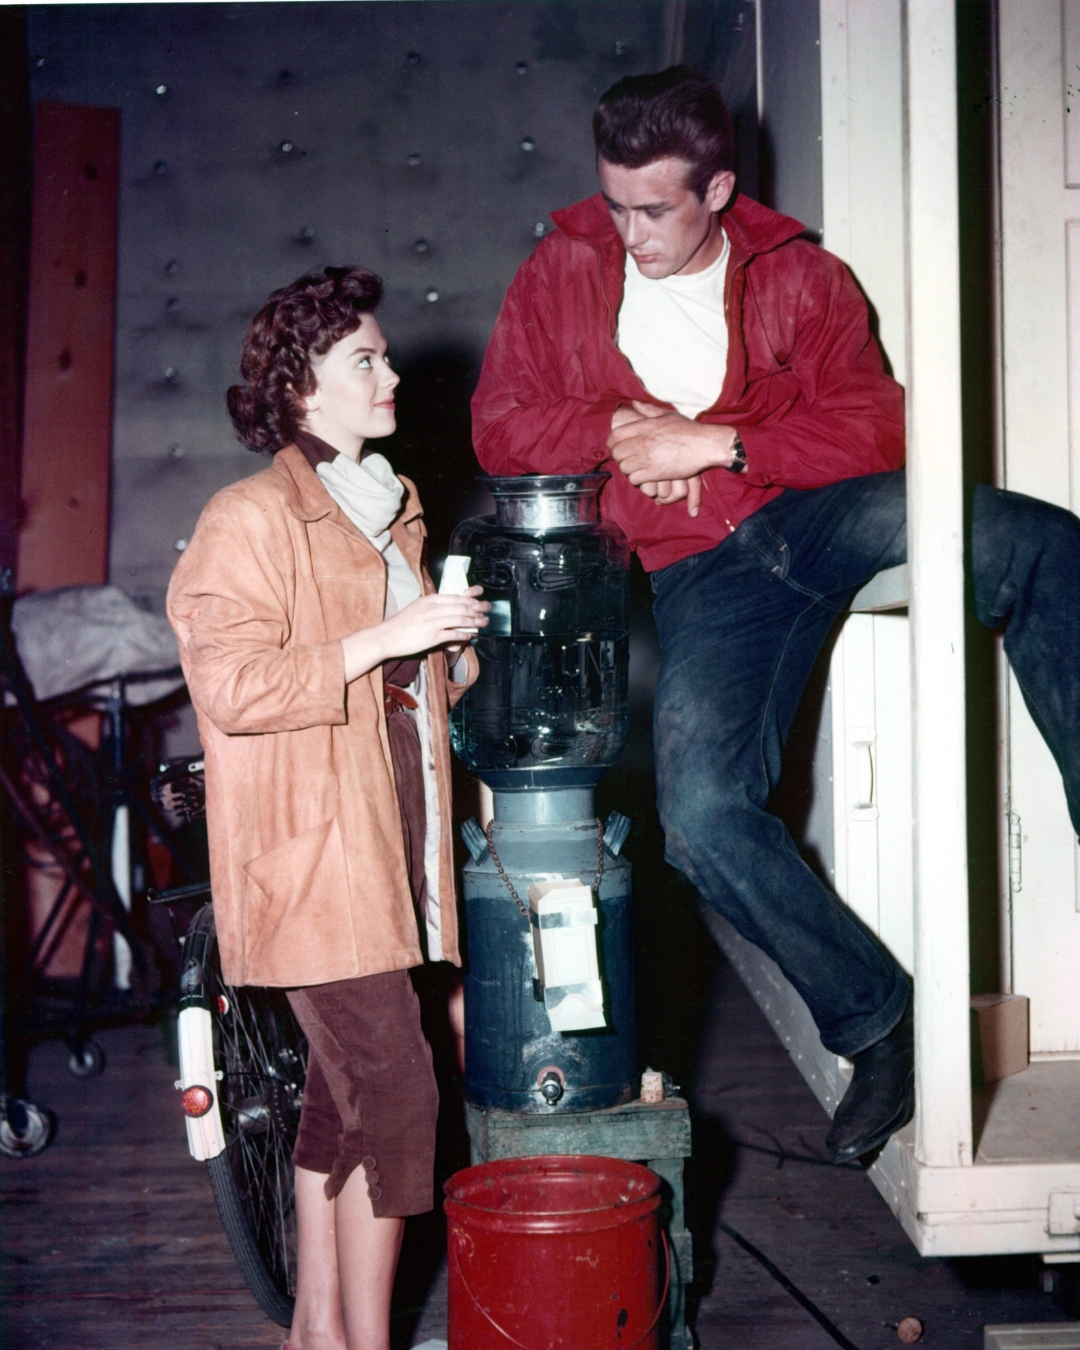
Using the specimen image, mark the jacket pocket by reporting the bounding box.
[242,817,356,986]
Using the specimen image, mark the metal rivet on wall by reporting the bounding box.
[413,238,429,254]
[520,136,535,152]
[155,84,168,97]
[164,367,179,384]
[516,61,529,75]
[299,226,315,244]
[280,141,294,153]
[174,539,188,552]
[533,222,546,238]
[425,289,439,303]
[168,443,184,459]
[614,40,627,56]
[153,160,168,175]
[165,260,180,275]
[407,51,421,66]
[407,152,421,166]
[166,296,179,311]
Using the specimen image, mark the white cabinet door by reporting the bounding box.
[829,608,914,976]
[998,0,1080,1055]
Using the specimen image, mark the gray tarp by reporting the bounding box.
[11,585,184,706]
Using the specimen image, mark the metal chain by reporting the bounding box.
[484,822,529,919]
[593,816,606,892]
[484,818,606,922]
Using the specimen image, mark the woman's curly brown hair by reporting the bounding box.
[226,265,384,454]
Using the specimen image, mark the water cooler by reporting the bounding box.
[449,475,693,1348]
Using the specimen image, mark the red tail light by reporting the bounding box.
[181,1084,214,1117]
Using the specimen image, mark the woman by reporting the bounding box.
[167,266,487,1350]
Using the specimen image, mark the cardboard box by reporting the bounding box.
[970,993,1029,1084]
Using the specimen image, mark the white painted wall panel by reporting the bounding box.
[819,0,913,980]
[819,0,905,379]
[1064,0,1080,187]
[998,0,1080,1054]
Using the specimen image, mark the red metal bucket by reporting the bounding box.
[443,1154,667,1350]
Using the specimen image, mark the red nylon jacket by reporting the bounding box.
[471,192,905,572]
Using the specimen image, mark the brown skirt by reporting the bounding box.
[286,969,438,1215]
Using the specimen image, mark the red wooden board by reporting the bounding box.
[18,101,119,593]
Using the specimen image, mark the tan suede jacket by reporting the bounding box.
[166,444,476,988]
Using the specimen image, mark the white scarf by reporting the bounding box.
[316,451,402,551]
[316,452,421,614]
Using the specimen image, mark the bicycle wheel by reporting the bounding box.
[180,904,306,1327]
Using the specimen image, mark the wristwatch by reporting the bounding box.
[727,434,747,474]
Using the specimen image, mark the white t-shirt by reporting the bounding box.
[616,231,731,418]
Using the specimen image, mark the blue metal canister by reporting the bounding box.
[460,789,635,1112]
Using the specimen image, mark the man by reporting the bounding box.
[471,67,1080,1162]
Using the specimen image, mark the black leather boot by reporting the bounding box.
[825,1001,914,1164]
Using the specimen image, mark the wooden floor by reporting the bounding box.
[0,1024,284,1350]
[688,954,1080,1348]
[974,1061,1080,1164]
[2,938,1078,1349]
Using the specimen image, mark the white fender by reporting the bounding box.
[177,1005,226,1160]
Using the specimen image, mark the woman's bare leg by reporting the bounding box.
[288,1165,346,1350]
[334,1166,405,1350]
[288,1164,404,1350]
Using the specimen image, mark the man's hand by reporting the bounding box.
[608,401,739,518]
[636,475,701,513]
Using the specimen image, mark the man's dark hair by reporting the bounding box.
[226,265,383,454]
[593,65,735,200]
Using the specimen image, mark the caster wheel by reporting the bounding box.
[67,1040,105,1078]
[0,1098,55,1158]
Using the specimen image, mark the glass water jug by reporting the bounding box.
[449,475,631,789]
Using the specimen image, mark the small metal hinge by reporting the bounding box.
[1008,811,1022,896]
[1048,1192,1080,1236]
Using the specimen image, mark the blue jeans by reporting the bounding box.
[651,470,1080,1056]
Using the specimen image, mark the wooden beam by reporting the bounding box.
[0,10,31,584]
[904,0,974,1169]
[17,101,119,594]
